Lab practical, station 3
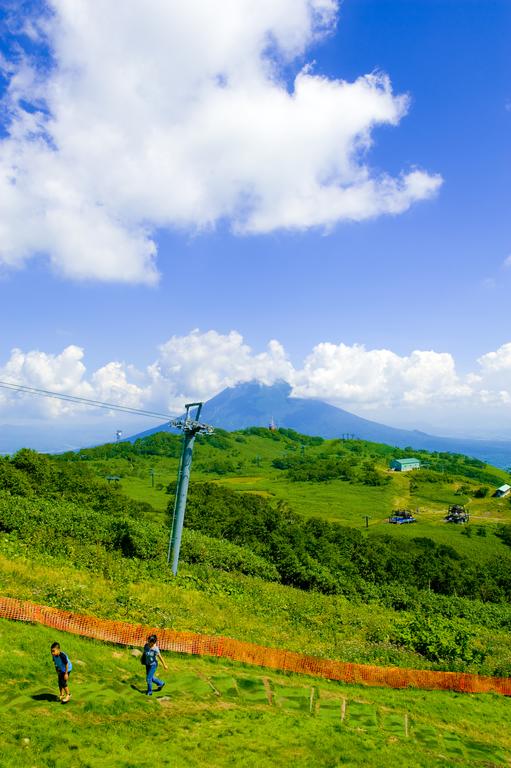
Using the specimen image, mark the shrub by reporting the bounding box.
[11,448,55,491]
[0,459,33,496]
[111,518,165,560]
[180,529,280,580]
[358,461,389,486]
[496,524,511,547]
[197,458,238,475]
[393,613,484,664]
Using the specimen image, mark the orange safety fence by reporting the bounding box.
[1,595,510,696]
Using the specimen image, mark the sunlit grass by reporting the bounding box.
[0,619,509,768]
[116,454,511,562]
[1,544,510,676]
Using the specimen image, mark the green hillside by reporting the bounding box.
[65,427,511,529]
[1,619,509,768]
[56,428,511,579]
[1,431,511,765]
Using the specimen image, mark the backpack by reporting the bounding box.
[141,644,157,666]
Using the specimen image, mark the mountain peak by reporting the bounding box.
[124,381,511,467]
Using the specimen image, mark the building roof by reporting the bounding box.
[497,484,511,493]
[393,458,420,464]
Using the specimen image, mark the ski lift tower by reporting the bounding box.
[167,402,214,575]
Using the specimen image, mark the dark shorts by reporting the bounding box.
[58,671,70,688]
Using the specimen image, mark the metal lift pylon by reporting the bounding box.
[167,402,214,575]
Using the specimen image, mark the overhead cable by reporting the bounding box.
[0,379,172,421]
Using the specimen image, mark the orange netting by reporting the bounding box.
[1,595,509,696]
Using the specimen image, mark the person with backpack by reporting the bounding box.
[50,641,73,703]
[142,634,167,696]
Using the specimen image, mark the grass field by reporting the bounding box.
[1,619,510,768]
[1,435,510,765]
[116,465,511,564]
[104,431,511,529]
[2,540,511,677]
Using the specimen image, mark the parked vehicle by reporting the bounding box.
[389,509,417,524]
[445,504,469,523]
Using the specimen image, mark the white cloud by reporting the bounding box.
[91,362,147,409]
[150,330,294,411]
[473,344,511,405]
[291,343,470,407]
[478,343,511,373]
[0,1,441,283]
[502,254,511,269]
[0,331,293,419]
[0,345,93,417]
[4,330,511,438]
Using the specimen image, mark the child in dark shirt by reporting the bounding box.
[51,641,73,703]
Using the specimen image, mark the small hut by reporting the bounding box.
[390,458,420,472]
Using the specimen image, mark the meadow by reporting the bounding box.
[1,531,510,677]
[1,619,509,768]
[96,429,511,533]
[1,430,511,766]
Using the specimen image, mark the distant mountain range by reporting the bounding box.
[127,381,511,469]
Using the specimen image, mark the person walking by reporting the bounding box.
[50,641,73,703]
[143,634,167,697]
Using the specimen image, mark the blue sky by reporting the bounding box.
[0,0,510,442]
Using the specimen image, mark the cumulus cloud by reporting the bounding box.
[3,331,511,433]
[148,330,294,411]
[0,1,442,283]
[478,343,511,373]
[471,343,511,405]
[91,363,147,409]
[0,345,93,417]
[292,343,471,407]
[0,331,293,419]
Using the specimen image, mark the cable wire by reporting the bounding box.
[0,379,172,421]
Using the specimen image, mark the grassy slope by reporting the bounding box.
[123,469,509,564]
[108,433,509,510]
[1,543,511,676]
[103,431,511,562]
[1,619,510,768]
[2,433,510,765]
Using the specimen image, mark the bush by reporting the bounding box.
[0,494,113,546]
[393,613,485,664]
[11,449,55,491]
[0,459,33,496]
[497,524,511,547]
[112,518,165,560]
[358,461,389,486]
[287,456,358,482]
[196,458,238,475]
[0,489,280,581]
[181,529,280,580]
[167,482,365,593]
